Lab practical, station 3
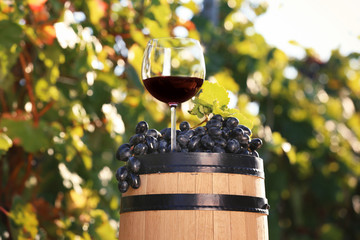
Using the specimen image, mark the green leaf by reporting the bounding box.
[89,209,116,240]
[9,196,39,239]
[198,81,230,107]
[0,132,13,151]
[0,20,23,48]
[0,119,51,152]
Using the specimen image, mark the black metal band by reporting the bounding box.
[137,153,264,178]
[120,194,269,215]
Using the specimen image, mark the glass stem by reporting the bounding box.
[170,105,177,152]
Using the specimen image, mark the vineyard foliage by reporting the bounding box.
[0,0,359,239]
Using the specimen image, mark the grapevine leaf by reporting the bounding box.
[0,20,23,48]
[0,133,13,151]
[0,119,51,152]
[9,196,39,239]
[198,81,230,107]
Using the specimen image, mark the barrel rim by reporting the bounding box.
[137,152,264,178]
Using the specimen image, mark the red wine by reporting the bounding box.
[143,76,203,105]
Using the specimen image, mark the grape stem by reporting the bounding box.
[191,114,209,129]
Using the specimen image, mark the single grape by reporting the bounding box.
[177,134,190,148]
[212,114,224,122]
[213,146,226,153]
[129,133,146,146]
[127,156,141,173]
[135,121,149,134]
[249,138,263,151]
[162,128,171,141]
[116,143,131,161]
[184,129,195,139]
[133,143,148,155]
[214,137,227,148]
[230,127,244,141]
[194,126,206,136]
[128,173,141,189]
[208,127,222,138]
[238,125,252,136]
[188,135,201,151]
[238,148,250,155]
[116,145,131,162]
[221,127,230,139]
[201,134,215,150]
[118,180,129,193]
[206,119,222,129]
[146,129,161,138]
[240,134,250,148]
[225,117,239,129]
[179,121,191,131]
[115,166,128,181]
[146,136,158,153]
[226,139,240,153]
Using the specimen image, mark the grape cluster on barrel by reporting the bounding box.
[115,114,263,193]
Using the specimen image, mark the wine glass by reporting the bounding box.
[141,37,206,151]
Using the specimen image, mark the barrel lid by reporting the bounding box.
[137,152,264,178]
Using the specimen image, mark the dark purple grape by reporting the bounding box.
[184,129,195,139]
[230,127,244,141]
[128,173,141,189]
[135,121,149,134]
[213,146,226,153]
[129,133,145,146]
[206,119,222,129]
[188,135,201,151]
[160,128,168,136]
[221,127,230,139]
[238,125,252,136]
[225,117,239,129]
[208,127,222,138]
[238,148,250,155]
[118,180,129,193]
[201,134,215,150]
[181,148,189,152]
[146,129,161,138]
[116,145,131,162]
[127,156,141,173]
[212,114,224,122]
[214,138,227,148]
[249,138,263,151]
[133,143,148,155]
[226,139,240,153]
[158,140,168,153]
[146,136,158,153]
[194,126,206,136]
[252,150,259,157]
[161,128,171,141]
[116,166,128,181]
[240,134,250,148]
[179,121,190,131]
[177,134,190,148]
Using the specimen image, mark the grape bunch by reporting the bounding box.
[115,114,263,193]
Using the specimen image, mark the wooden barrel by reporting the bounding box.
[119,153,269,240]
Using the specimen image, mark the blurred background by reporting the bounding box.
[0,0,359,239]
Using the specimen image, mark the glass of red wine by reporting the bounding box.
[142,37,206,151]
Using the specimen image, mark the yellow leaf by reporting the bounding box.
[212,70,239,93]
[128,44,144,80]
[198,81,230,107]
